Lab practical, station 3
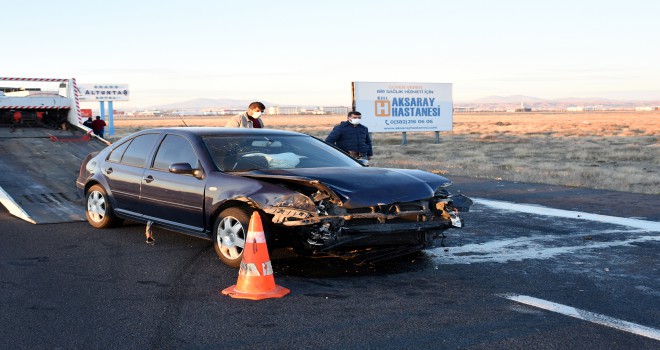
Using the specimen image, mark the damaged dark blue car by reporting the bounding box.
[76,128,471,267]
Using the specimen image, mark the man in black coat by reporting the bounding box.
[325,111,373,160]
[83,117,93,129]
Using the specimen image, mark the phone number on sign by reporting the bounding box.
[385,119,434,125]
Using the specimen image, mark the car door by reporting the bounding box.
[103,133,160,217]
[139,134,205,231]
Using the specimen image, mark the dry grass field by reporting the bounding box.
[110,111,660,195]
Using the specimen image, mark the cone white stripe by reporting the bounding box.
[262,261,273,276]
[250,230,266,243]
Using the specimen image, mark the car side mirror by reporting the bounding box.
[169,163,204,179]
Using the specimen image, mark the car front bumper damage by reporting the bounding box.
[263,195,469,252]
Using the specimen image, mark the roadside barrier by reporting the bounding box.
[222,211,290,300]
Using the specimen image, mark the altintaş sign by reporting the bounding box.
[78,84,130,101]
[352,82,453,133]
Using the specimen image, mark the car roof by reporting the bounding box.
[138,127,305,137]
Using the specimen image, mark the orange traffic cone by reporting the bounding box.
[222,211,290,300]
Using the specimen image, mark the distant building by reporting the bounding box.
[134,110,163,116]
[635,106,659,111]
[201,108,223,115]
[320,106,349,115]
[266,106,349,115]
[567,106,601,111]
[512,101,532,112]
[269,106,301,115]
[200,108,243,115]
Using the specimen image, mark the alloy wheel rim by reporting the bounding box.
[217,216,246,259]
[87,190,106,223]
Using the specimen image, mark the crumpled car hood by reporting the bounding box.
[243,167,451,208]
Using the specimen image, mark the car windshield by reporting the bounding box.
[202,134,363,171]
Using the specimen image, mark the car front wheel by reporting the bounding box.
[213,207,251,267]
[85,184,123,228]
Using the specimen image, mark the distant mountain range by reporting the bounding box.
[142,95,660,111]
[462,95,608,103]
[455,95,660,109]
[145,98,277,110]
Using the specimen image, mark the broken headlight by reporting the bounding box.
[434,184,451,198]
[272,193,317,213]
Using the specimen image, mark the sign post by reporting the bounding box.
[78,84,129,137]
[108,101,114,136]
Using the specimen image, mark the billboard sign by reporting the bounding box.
[78,84,129,101]
[352,82,453,133]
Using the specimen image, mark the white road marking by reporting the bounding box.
[433,199,660,264]
[434,234,658,264]
[474,198,660,232]
[501,294,660,341]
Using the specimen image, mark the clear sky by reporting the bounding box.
[3,0,659,108]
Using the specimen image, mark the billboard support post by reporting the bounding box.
[401,132,408,145]
[434,131,440,144]
[108,101,114,136]
[99,101,105,122]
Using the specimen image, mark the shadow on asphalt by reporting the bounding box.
[272,249,436,278]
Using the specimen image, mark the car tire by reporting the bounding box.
[85,184,123,228]
[213,207,272,268]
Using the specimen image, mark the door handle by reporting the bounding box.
[105,167,113,174]
[143,175,154,183]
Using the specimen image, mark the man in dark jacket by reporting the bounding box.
[83,117,93,129]
[325,111,373,160]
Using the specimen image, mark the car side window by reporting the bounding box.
[107,140,131,163]
[120,133,160,167]
[151,134,199,171]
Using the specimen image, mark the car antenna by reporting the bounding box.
[179,116,189,127]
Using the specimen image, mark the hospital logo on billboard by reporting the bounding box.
[374,99,390,117]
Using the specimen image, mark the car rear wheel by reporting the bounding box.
[213,207,251,267]
[85,184,123,228]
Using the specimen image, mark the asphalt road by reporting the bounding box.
[1,178,658,349]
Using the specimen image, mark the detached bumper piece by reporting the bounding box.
[449,193,473,212]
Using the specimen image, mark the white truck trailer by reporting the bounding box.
[0,77,107,223]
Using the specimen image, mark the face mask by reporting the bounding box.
[252,111,262,118]
[349,118,361,125]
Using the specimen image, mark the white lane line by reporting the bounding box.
[474,198,660,232]
[434,198,660,264]
[435,234,658,264]
[502,294,660,341]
